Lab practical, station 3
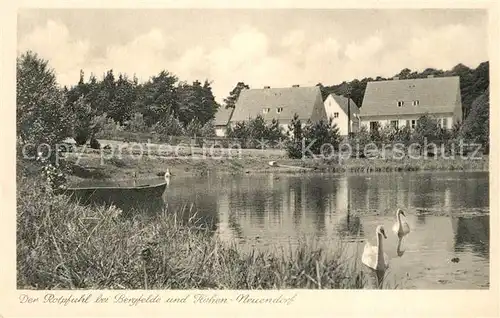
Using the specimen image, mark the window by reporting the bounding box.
[411,119,416,129]
[442,118,448,129]
[406,120,410,127]
[370,121,378,131]
[397,101,404,107]
[276,107,283,113]
[334,112,339,118]
[262,108,270,114]
[437,118,442,128]
[391,120,399,129]
[413,100,419,106]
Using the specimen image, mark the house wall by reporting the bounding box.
[280,124,289,133]
[324,95,359,135]
[215,126,226,137]
[360,113,455,131]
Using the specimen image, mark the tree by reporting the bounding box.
[412,114,442,154]
[16,51,73,155]
[185,118,203,136]
[460,87,489,153]
[126,112,148,133]
[177,80,219,126]
[223,82,249,109]
[266,118,285,145]
[72,96,105,145]
[109,73,136,124]
[285,114,304,158]
[200,120,216,137]
[139,70,179,126]
[369,122,383,145]
[351,125,372,157]
[150,111,185,137]
[393,125,412,146]
[379,124,398,144]
[247,115,268,143]
[226,121,249,140]
[302,118,341,157]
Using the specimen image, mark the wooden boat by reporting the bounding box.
[64,178,168,207]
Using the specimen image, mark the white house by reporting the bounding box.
[230,85,327,133]
[324,93,360,136]
[213,106,235,137]
[359,75,462,131]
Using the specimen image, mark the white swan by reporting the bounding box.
[362,225,389,272]
[392,209,410,239]
[164,169,171,179]
[164,169,171,187]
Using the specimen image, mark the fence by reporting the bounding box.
[96,130,252,148]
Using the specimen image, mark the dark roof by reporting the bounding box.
[360,76,461,117]
[214,106,235,126]
[230,86,323,122]
[328,94,360,114]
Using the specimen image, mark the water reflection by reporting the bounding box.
[179,171,488,289]
[72,170,489,288]
[451,215,489,258]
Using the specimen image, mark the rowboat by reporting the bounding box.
[64,178,168,208]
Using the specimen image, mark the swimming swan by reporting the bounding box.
[164,169,171,187]
[392,209,410,239]
[164,169,171,180]
[362,225,389,272]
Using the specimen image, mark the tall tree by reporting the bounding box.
[109,73,136,124]
[177,80,219,126]
[16,51,73,151]
[460,87,489,153]
[223,82,249,109]
[139,70,179,126]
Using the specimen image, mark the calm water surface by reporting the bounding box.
[162,171,489,289]
[77,171,490,289]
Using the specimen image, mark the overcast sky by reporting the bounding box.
[17,9,488,103]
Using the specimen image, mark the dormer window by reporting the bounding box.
[262,108,270,114]
[413,100,419,106]
[276,107,283,113]
[397,101,404,107]
[334,112,339,118]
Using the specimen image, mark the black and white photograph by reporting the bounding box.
[11,3,496,300]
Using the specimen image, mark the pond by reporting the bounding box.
[73,170,489,289]
[162,170,489,289]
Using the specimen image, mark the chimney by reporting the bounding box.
[292,84,300,87]
[427,75,434,78]
[392,76,399,80]
[264,86,270,89]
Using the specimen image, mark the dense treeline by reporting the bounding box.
[317,61,489,120]
[16,50,489,159]
[64,67,220,144]
[66,69,220,128]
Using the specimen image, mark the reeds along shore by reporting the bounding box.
[63,150,488,183]
[17,174,374,290]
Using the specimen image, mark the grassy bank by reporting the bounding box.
[63,147,489,183]
[17,173,373,290]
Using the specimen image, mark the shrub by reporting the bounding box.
[151,112,185,137]
[302,118,341,157]
[16,51,73,155]
[285,114,305,158]
[89,137,101,149]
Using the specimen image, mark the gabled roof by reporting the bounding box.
[214,106,235,126]
[360,76,461,117]
[230,86,323,122]
[327,94,360,115]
